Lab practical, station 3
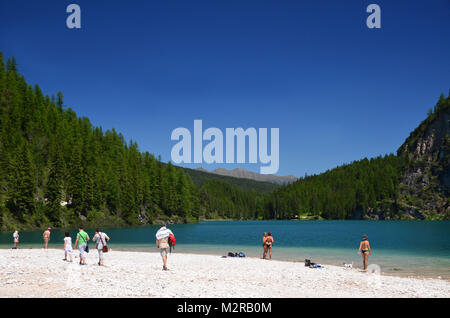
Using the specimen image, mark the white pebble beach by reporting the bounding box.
[0,248,448,298]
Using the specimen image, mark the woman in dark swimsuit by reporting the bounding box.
[358,234,372,270]
[265,232,274,260]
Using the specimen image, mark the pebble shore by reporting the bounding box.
[0,248,448,298]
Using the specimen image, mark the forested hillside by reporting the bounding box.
[0,52,448,230]
[0,53,271,230]
[264,155,403,219]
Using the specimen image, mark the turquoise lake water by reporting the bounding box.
[1,220,449,279]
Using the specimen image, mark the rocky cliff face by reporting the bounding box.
[393,94,450,219]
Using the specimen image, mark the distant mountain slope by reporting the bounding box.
[183,167,279,194]
[199,167,298,185]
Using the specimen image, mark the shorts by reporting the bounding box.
[97,249,104,260]
[65,248,73,254]
[160,248,168,257]
[79,244,87,259]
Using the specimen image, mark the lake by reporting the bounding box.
[1,220,449,279]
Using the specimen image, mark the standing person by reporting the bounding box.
[43,227,51,249]
[262,232,268,259]
[156,224,173,271]
[63,232,73,262]
[357,234,372,271]
[74,226,90,265]
[13,231,19,249]
[265,232,274,260]
[93,228,110,266]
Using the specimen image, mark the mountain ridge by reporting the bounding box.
[196,167,298,185]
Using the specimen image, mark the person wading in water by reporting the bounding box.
[357,234,372,271]
[263,232,274,260]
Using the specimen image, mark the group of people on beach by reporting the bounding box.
[12,227,53,250]
[259,231,372,270]
[11,226,372,271]
[61,226,111,266]
[11,224,174,270]
[11,226,110,266]
[69,226,111,266]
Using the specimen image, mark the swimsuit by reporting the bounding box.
[361,240,369,254]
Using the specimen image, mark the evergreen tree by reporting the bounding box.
[67,143,86,215]
[45,142,66,225]
[7,141,36,222]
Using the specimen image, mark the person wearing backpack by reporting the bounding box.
[74,226,90,265]
[93,228,110,266]
[156,224,174,271]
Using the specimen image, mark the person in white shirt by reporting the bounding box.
[156,224,173,271]
[93,228,110,266]
[13,231,19,249]
[63,232,73,262]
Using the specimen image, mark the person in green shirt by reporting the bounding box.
[74,226,90,265]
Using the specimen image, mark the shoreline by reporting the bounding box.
[108,247,450,281]
[0,248,449,297]
[2,245,449,282]
[3,218,448,232]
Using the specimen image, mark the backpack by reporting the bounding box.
[168,233,176,253]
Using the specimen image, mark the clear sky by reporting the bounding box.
[1,0,449,177]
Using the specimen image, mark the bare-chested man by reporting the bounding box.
[357,234,372,270]
[262,232,268,259]
[43,227,51,249]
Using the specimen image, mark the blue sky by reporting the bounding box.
[1,0,449,177]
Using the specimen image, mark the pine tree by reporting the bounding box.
[7,141,36,222]
[67,143,86,216]
[45,143,66,225]
[56,91,64,108]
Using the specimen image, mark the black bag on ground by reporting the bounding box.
[85,242,89,253]
[305,259,311,267]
